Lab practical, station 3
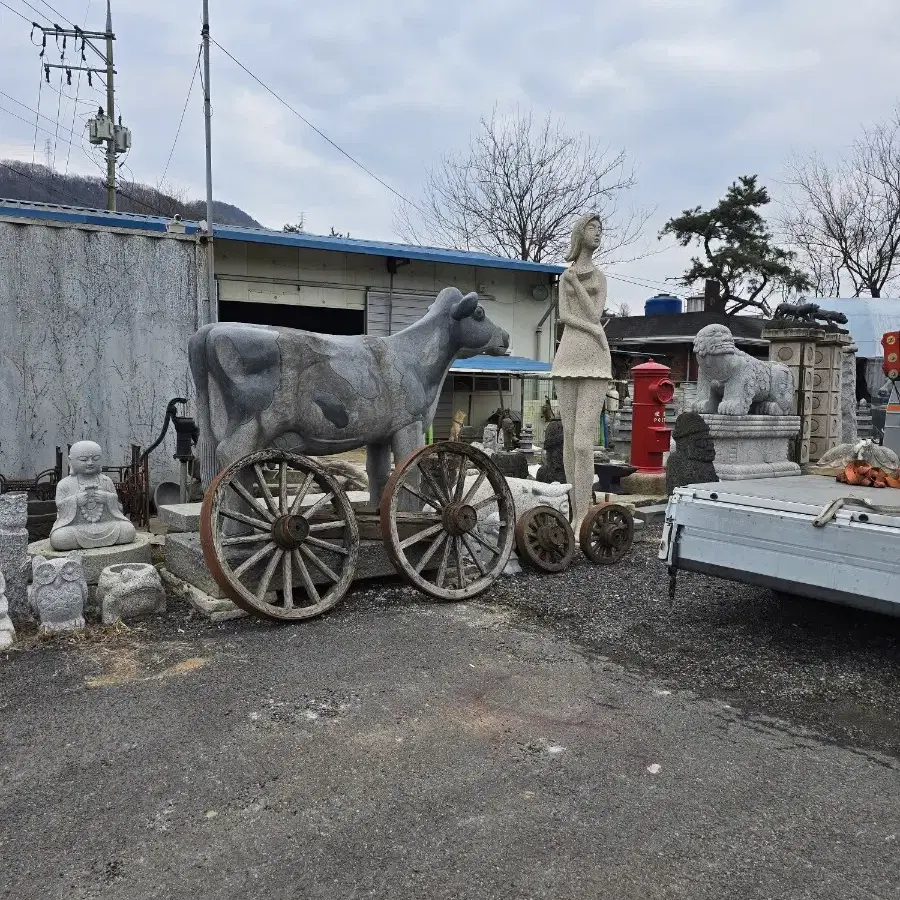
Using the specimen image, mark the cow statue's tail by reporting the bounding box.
[188,324,218,489]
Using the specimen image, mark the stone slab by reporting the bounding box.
[159,568,247,622]
[701,414,801,481]
[27,533,154,585]
[157,503,201,533]
[164,531,427,600]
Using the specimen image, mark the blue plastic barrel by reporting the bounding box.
[644,294,683,316]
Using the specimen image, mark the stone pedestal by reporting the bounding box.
[763,327,823,465]
[810,334,851,460]
[702,415,801,481]
[0,493,30,622]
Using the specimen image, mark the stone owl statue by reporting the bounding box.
[28,556,87,632]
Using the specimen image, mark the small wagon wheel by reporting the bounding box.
[199,449,359,621]
[578,502,634,565]
[380,441,515,601]
[515,506,575,573]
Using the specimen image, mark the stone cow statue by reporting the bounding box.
[188,287,510,504]
[690,324,794,416]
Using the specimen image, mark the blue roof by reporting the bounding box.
[0,199,565,275]
[450,355,552,375]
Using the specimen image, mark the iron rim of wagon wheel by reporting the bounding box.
[515,505,575,573]
[578,502,634,565]
[380,441,515,601]
[199,449,359,622]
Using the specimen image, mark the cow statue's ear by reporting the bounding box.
[452,292,479,321]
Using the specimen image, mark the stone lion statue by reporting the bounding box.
[691,324,794,416]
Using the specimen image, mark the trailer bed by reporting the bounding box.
[658,476,900,617]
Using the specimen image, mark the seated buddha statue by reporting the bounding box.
[49,441,137,551]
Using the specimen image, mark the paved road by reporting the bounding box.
[1,531,898,899]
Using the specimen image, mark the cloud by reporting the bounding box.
[0,0,899,305]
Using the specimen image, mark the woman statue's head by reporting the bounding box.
[565,213,602,262]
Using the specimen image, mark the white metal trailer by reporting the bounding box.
[658,476,900,617]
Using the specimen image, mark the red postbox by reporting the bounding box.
[630,360,674,473]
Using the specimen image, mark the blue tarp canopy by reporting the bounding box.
[813,298,900,358]
[450,355,552,376]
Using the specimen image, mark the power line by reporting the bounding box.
[36,0,75,27]
[210,38,421,213]
[0,89,83,139]
[158,45,201,190]
[32,59,44,164]
[65,1,94,175]
[0,1,32,23]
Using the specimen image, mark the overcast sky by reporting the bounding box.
[2,0,900,307]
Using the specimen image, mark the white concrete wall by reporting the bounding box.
[216,241,558,363]
[0,218,208,483]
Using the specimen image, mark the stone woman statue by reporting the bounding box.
[551,213,611,528]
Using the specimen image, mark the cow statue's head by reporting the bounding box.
[431,287,510,358]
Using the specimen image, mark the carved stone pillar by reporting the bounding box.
[762,326,823,465]
[811,333,852,460]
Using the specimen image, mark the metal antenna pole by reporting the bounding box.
[105,0,116,211]
[202,0,217,322]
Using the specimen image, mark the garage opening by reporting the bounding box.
[218,300,365,335]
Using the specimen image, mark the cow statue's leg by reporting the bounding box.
[215,420,265,535]
[366,442,391,508]
[391,422,425,512]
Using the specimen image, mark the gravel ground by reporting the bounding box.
[333,527,900,760]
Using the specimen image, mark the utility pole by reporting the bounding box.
[37,1,129,211]
[202,0,217,322]
[104,0,116,211]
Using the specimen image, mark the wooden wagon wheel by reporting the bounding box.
[515,505,575,573]
[380,441,515,601]
[578,502,634,565]
[199,449,359,622]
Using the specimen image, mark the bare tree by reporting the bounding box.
[782,108,900,297]
[396,107,646,264]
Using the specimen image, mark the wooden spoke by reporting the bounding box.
[308,520,348,533]
[255,548,283,602]
[253,463,281,517]
[301,544,339,583]
[461,533,488,577]
[419,464,449,506]
[278,462,288,513]
[398,481,443,512]
[416,532,448,574]
[452,454,467,503]
[289,472,316,514]
[472,494,502,511]
[227,480,275,523]
[306,536,350,556]
[304,491,335,520]
[462,469,487,505]
[454,537,466,589]
[221,532,274,547]
[399,522,444,551]
[233,541,277,579]
[282,552,293,609]
[436,535,452,588]
[200,449,359,622]
[292,548,321,607]
[467,527,502,558]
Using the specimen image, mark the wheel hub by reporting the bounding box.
[598,521,627,549]
[537,522,566,553]
[442,502,477,537]
[272,514,309,550]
